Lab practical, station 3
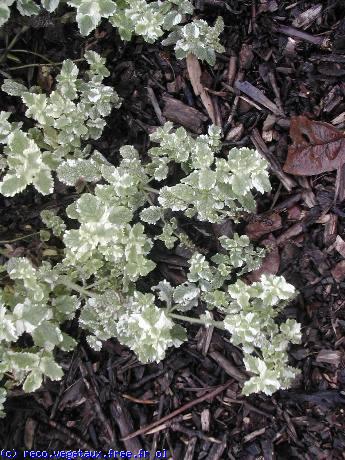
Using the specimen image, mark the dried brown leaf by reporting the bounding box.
[186,53,217,125]
[245,213,282,240]
[283,116,345,175]
[246,235,280,283]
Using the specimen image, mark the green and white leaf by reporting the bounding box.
[162,17,225,66]
[140,206,164,224]
[57,158,102,185]
[0,130,53,196]
[116,293,187,363]
[0,2,13,28]
[23,369,43,393]
[41,0,60,12]
[40,209,66,237]
[0,387,7,418]
[67,0,117,36]
[2,79,27,97]
[7,257,46,302]
[172,282,200,312]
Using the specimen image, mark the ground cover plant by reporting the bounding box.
[0,54,302,414]
[0,0,345,457]
[0,0,224,64]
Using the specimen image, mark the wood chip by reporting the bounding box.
[201,408,211,432]
[184,437,197,460]
[324,214,338,247]
[331,112,345,126]
[208,434,227,460]
[227,55,237,86]
[243,427,266,443]
[246,236,280,283]
[292,4,322,29]
[316,350,342,367]
[331,260,345,282]
[235,80,284,116]
[24,418,38,450]
[276,24,328,47]
[334,235,345,258]
[162,95,207,134]
[225,124,244,141]
[276,222,304,246]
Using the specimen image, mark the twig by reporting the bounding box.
[250,128,296,192]
[150,395,165,459]
[145,414,192,435]
[268,70,285,115]
[147,87,166,125]
[10,49,55,64]
[275,24,329,47]
[227,55,237,86]
[8,58,84,71]
[0,25,29,65]
[122,394,158,405]
[42,419,94,450]
[0,231,40,244]
[122,380,233,441]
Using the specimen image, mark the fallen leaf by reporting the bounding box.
[245,212,282,240]
[186,53,217,125]
[246,235,280,283]
[287,205,303,221]
[283,116,345,175]
[37,65,53,92]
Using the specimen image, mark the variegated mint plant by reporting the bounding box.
[1,1,223,65]
[0,64,301,416]
[0,0,59,27]
[0,51,120,196]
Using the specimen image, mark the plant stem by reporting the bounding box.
[144,186,160,194]
[59,279,98,298]
[0,232,40,244]
[8,58,85,71]
[10,49,55,64]
[169,313,225,329]
[0,26,29,65]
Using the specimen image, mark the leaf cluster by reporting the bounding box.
[0,53,302,417]
[1,0,223,65]
[0,51,120,196]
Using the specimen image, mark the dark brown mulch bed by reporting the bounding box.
[1,1,345,458]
